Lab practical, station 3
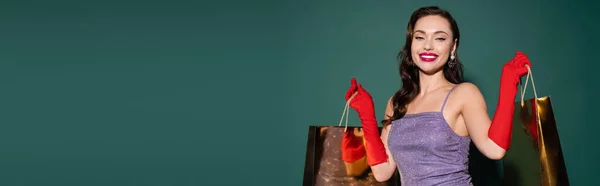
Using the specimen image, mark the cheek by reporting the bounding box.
[410,44,419,59]
[410,41,420,53]
[436,42,453,53]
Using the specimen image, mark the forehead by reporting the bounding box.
[413,15,452,35]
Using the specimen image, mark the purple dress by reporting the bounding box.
[387,85,473,185]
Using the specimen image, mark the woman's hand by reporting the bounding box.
[489,51,532,150]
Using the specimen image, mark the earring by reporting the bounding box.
[448,55,456,68]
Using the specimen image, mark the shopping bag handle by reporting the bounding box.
[520,64,539,107]
[338,91,358,132]
[519,64,542,129]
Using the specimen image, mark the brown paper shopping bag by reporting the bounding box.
[502,65,570,186]
[302,92,400,186]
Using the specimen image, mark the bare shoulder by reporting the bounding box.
[383,95,395,120]
[453,82,486,107]
[387,95,394,106]
[453,82,483,97]
[382,95,394,136]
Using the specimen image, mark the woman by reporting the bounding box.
[345,6,531,185]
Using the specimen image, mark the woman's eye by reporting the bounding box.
[436,38,447,41]
[415,36,424,40]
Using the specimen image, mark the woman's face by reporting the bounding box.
[411,15,457,74]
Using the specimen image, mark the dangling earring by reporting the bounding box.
[448,55,456,68]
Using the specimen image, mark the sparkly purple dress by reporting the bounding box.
[387,85,473,185]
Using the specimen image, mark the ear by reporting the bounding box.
[451,39,458,55]
[450,39,458,55]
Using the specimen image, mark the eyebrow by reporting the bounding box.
[414,30,449,35]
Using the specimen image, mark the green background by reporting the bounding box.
[0,0,597,185]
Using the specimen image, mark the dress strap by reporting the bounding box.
[440,84,460,112]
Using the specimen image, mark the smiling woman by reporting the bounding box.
[411,15,457,74]
[343,6,532,186]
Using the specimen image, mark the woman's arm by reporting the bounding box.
[344,78,396,182]
[455,83,506,160]
[370,97,398,182]
[458,52,531,160]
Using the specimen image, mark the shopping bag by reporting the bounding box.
[302,92,400,186]
[502,65,570,186]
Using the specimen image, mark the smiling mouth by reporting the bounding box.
[419,53,438,62]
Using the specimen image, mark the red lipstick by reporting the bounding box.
[419,52,438,62]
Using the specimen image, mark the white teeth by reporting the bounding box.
[421,55,436,59]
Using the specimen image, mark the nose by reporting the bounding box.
[424,39,433,50]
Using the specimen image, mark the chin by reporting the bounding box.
[416,63,443,74]
[419,68,440,75]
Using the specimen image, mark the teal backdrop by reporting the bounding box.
[0,0,598,185]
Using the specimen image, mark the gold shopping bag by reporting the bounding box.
[502,66,570,186]
[302,93,400,186]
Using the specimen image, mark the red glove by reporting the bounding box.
[341,129,366,163]
[488,51,532,150]
[346,78,388,166]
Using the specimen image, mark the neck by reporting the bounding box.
[418,70,450,97]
